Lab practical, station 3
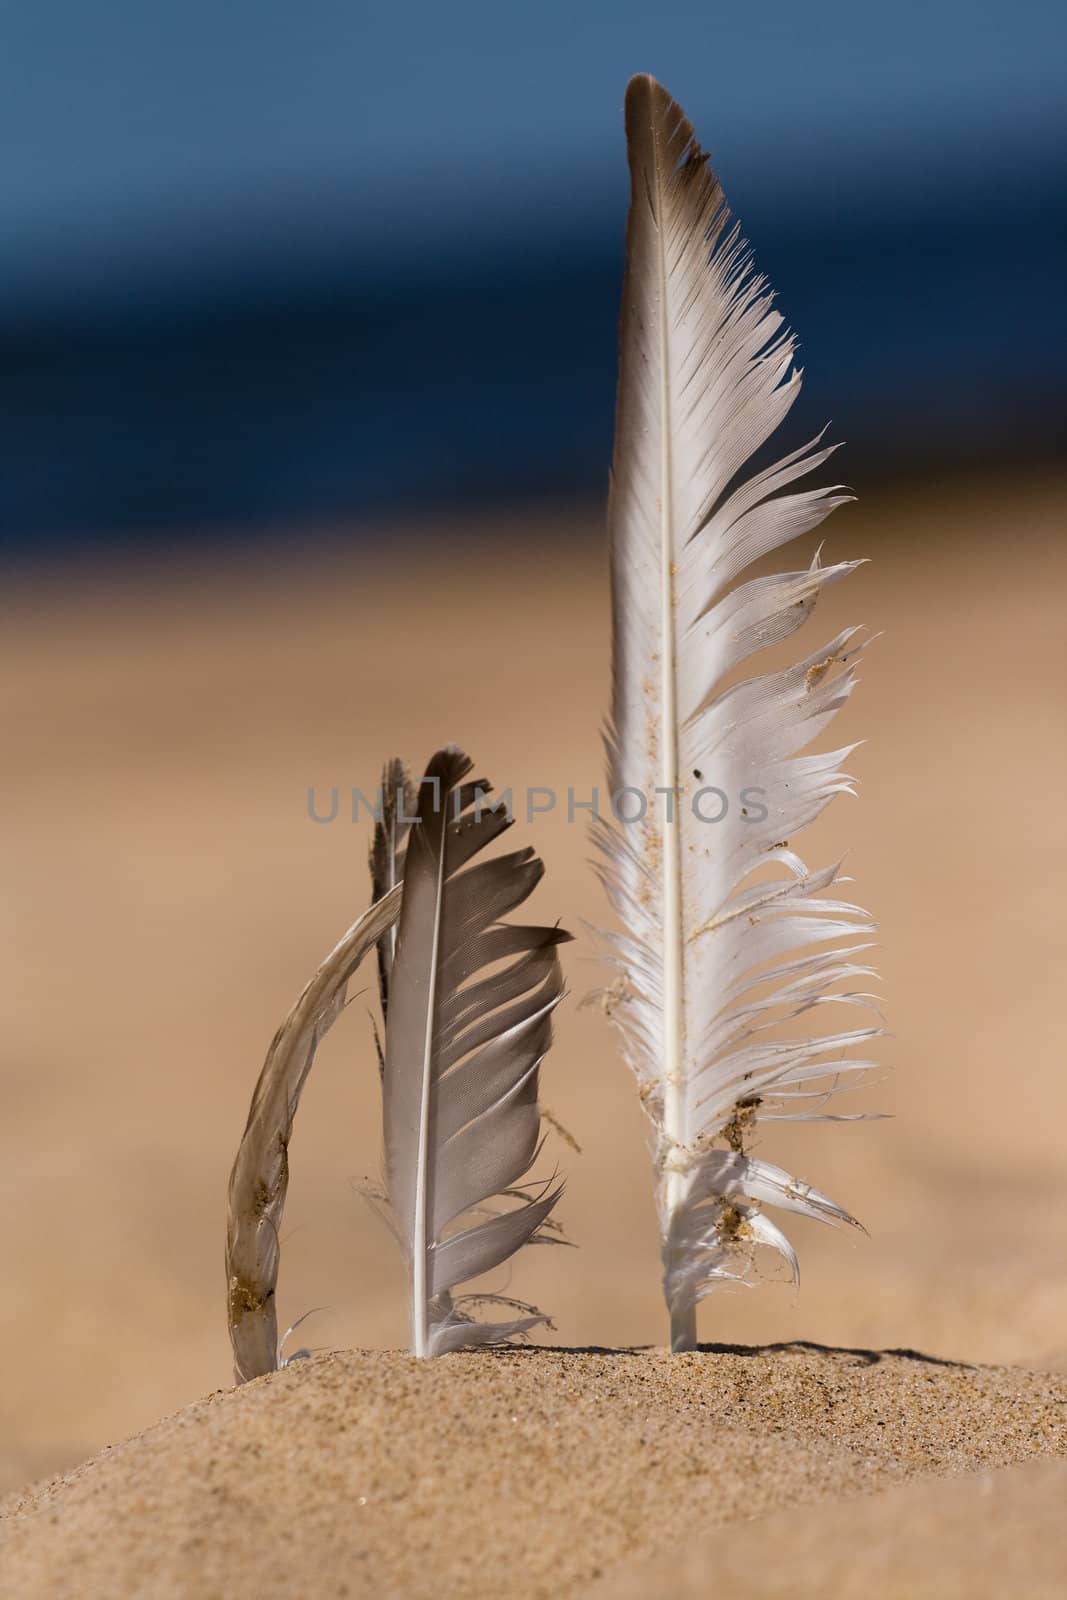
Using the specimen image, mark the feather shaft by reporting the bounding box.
[410,807,446,1357]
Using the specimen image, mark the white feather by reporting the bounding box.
[597,75,881,1349]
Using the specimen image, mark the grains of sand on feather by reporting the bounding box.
[2,1347,1065,1600]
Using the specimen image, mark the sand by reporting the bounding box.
[2,1347,1065,1597]
[3,471,1067,1587]
[601,1456,1067,1599]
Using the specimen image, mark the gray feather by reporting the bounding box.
[382,746,569,1357]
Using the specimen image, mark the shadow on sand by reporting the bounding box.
[506,1339,974,1370]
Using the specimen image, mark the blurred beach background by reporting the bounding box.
[1,1,1065,1494]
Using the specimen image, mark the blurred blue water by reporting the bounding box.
[1,2,1063,546]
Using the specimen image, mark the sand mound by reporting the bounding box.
[2,1346,1065,1598]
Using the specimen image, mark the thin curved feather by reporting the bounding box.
[225,885,402,1383]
